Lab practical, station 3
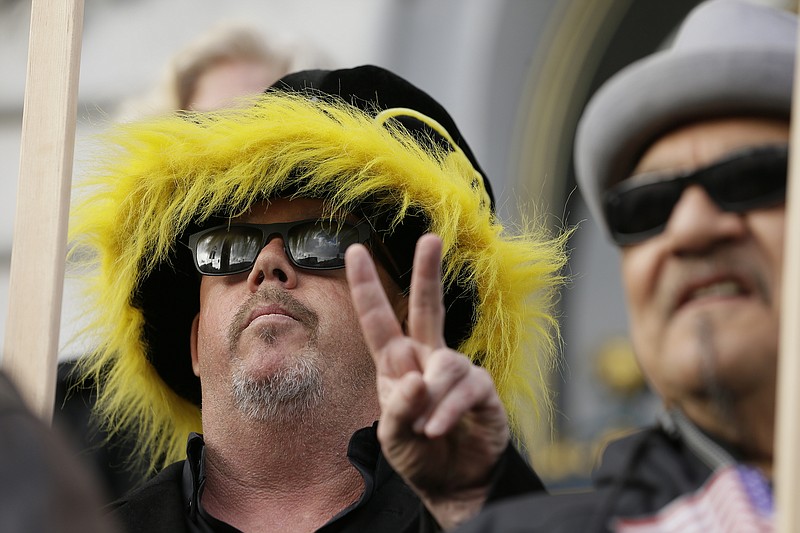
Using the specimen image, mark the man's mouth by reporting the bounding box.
[674,275,753,312]
[685,280,746,302]
[228,288,319,353]
[246,305,297,327]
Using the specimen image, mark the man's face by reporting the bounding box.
[187,58,286,112]
[190,197,406,425]
[618,117,787,421]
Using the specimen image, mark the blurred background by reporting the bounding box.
[0,0,794,493]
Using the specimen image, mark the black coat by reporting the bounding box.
[107,462,187,532]
[457,421,720,533]
[108,428,544,533]
[108,427,422,533]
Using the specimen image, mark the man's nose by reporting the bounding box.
[246,236,298,290]
[662,185,747,253]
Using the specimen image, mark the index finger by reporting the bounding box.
[408,234,446,349]
[346,243,405,356]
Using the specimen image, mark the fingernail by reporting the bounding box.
[425,418,444,437]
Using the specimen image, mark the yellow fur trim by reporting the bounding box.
[70,93,569,468]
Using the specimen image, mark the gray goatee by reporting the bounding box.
[228,286,323,421]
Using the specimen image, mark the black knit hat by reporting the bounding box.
[273,65,493,204]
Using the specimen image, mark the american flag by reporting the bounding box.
[614,465,773,532]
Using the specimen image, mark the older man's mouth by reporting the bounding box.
[675,276,753,312]
[686,280,746,301]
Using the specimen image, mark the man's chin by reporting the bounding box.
[230,360,323,421]
[656,348,774,405]
[233,324,311,354]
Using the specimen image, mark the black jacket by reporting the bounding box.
[109,424,544,532]
[109,425,419,532]
[458,411,739,533]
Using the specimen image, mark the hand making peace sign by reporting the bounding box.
[346,234,510,530]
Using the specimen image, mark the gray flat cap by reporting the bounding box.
[574,0,796,240]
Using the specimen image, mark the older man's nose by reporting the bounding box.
[662,185,747,253]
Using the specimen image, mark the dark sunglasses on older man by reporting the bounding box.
[603,144,788,246]
[187,219,374,275]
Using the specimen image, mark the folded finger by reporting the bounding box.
[423,366,504,438]
[411,348,472,432]
[376,371,429,445]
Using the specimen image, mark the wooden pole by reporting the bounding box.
[1,0,84,422]
[775,3,800,531]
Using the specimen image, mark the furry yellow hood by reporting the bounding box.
[70,75,568,468]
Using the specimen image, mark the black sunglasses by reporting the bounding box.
[603,145,788,246]
[187,219,373,276]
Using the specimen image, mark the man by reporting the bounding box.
[399,0,790,530]
[0,370,117,533]
[69,65,567,531]
[56,24,326,503]
[116,22,330,119]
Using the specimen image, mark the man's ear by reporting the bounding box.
[190,313,201,377]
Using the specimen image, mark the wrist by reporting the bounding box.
[421,485,489,531]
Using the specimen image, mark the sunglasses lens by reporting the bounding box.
[708,150,786,209]
[606,180,683,244]
[194,226,263,274]
[287,221,360,268]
